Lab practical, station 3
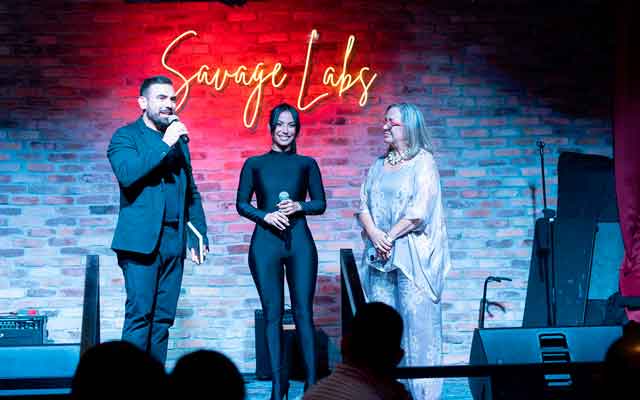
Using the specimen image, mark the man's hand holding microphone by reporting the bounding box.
[162,115,189,147]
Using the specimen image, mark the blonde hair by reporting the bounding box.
[385,103,433,158]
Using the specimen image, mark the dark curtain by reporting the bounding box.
[615,0,640,322]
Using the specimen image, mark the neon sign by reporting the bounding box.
[161,29,378,128]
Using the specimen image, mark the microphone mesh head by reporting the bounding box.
[278,191,290,202]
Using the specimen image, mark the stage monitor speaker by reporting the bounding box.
[0,316,47,346]
[254,310,329,381]
[0,344,80,396]
[468,326,621,400]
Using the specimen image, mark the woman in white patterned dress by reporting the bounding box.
[357,103,451,400]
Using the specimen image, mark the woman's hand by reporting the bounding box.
[367,227,393,254]
[264,211,290,230]
[377,248,392,261]
[277,199,302,216]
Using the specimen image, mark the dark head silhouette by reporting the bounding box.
[170,350,245,400]
[603,322,640,396]
[71,341,167,400]
[342,302,405,374]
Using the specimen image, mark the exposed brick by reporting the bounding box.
[446,118,476,127]
[79,217,112,226]
[463,87,494,96]
[60,288,84,297]
[513,117,540,126]
[0,249,24,257]
[58,165,85,173]
[44,196,74,205]
[458,168,487,178]
[0,228,22,236]
[45,217,76,226]
[48,237,78,246]
[12,238,46,248]
[227,12,257,22]
[460,129,488,138]
[10,196,39,205]
[89,205,117,215]
[258,32,288,43]
[26,288,57,297]
[76,195,110,204]
[486,239,514,248]
[27,163,55,172]
[47,175,76,183]
[28,228,56,237]
[0,0,615,375]
[422,75,451,85]
[0,288,27,298]
[60,247,89,255]
[48,153,77,162]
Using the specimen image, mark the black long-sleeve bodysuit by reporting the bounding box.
[236,150,326,393]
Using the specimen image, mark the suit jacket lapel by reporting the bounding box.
[177,140,191,166]
[176,141,189,222]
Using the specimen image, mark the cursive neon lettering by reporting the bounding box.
[161,29,377,128]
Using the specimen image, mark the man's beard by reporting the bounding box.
[148,110,171,131]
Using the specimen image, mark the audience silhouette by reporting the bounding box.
[304,302,412,400]
[601,321,640,397]
[71,340,168,399]
[169,349,245,400]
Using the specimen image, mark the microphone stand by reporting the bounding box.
[479,276,512,329]
[536,141,557,327]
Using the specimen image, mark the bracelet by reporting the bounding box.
[384,233,394,243]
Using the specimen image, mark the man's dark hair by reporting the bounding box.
[345,302,404,371]
[140,75,173,97]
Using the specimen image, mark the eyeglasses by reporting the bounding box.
[383,119,403,128]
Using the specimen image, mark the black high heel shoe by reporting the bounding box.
[270,381,289,400]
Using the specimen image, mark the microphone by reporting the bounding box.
[167,115,189,143]
[278,191,292,250]
[278,191,290,203]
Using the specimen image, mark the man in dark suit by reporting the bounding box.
[107,75,209,365]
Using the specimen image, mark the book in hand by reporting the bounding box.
[187,221,205,263]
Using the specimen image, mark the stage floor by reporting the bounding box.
[244,376,472,399]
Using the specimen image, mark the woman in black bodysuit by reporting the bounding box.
[236,103,326,400]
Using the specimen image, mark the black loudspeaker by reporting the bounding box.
[254,309,329,381]
[0,316,47,346]
[0,344,80,396]
[340,249,366,337]
[524,152,620,328]
[469,326,622,400]
[255,309,299,380]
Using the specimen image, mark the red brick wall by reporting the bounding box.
[0,0,613,369]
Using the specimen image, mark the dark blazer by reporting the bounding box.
[107,118,208,255]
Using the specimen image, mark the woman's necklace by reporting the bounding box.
[385,149,408,166]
